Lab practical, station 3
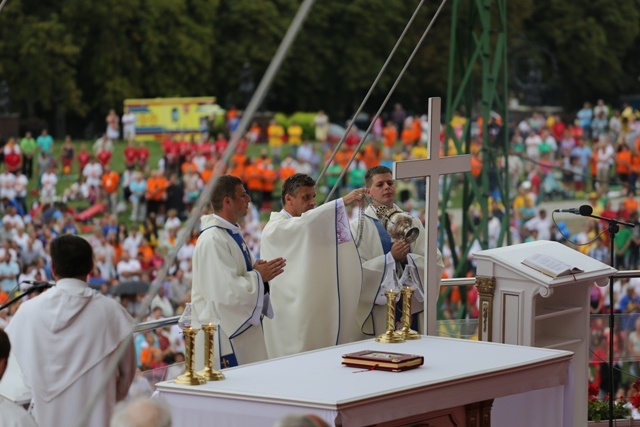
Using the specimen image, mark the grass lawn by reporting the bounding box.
[27,139,304,227]
[26,140,165,226]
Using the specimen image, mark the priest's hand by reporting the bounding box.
[254,257,286,282]
[342,188,366,206]
[391,240,410,262]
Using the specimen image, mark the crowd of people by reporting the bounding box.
[0,98,640,423]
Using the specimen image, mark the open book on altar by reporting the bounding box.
[521,253,584,278]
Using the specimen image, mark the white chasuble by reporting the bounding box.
[350,204,444,338]
[261,200,362,359]
[192,214,268,369]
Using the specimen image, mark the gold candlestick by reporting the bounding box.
[197,324,225,381]
[375,289,405,343]
[175,327,206,385]
[399,287,420,340]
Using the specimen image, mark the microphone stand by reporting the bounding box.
[0,285,50,311]
[586,212,635,426]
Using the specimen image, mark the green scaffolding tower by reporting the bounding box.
[441,0,510,277]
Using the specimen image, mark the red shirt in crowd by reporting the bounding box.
[137,146,150,166]
[77,150,91,171]
[96,150,112,166]
[124,146,138,167]
[4,152,21,172]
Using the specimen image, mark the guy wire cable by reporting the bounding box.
[316,0,427,185]
[323,0,448,203]
[74,0,318,425]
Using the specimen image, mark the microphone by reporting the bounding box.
[553,205,593,216]
[21,280,55,289]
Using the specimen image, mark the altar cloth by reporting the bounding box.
[155,336,573,426]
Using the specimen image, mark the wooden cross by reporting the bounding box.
[393,97,472,336]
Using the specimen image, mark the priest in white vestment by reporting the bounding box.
[261,173,364,359]
[350,166,444,338]
[0,329,37,427]
[192,175,286,368]
[5,235,136,427]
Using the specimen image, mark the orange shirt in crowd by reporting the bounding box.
[201,168,213,183]
[111,242,123,265]
[227,108,239,121]
[101,171,120,194]
[228,161,245,180]
[140,346,163,370]
[382,125,397,148]
[401,128,414,146]
[616,150,632,175]
[146,175,169,201]
[232,153,246,169]
[362,145,380,169]
[631,154,640,176]
[471,155,482,178]
[334,149,353,169]
[622,197,639,215]
[262,165,277,192]
[138,245,154,264]
[244,161,264,191]
[181,161,198,175]
[412,119,422,143]
[249,123,262,142]
[590,152,598,177]
[279,164,296,184]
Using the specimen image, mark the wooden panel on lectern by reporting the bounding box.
[502,293,521,345]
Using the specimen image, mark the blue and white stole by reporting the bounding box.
[200,223,255,368]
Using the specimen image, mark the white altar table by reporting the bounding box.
[154,336,573,426]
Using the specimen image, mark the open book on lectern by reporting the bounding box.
[521,252,584,279]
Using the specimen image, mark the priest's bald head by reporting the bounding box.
[282,173,316,217]
[50,235,94,281]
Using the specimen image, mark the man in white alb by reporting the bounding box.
[5,235,136,427]
[350,165,443,338]
[261,173,364,358]
[191,175,286,368]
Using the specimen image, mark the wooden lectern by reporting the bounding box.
[473,240,616,427]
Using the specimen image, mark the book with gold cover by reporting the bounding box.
[341,350,424,372]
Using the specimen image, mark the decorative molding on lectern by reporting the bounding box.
[465,399,493,427]
[475,276,496,342]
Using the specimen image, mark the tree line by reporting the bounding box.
[0,0,638,138]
